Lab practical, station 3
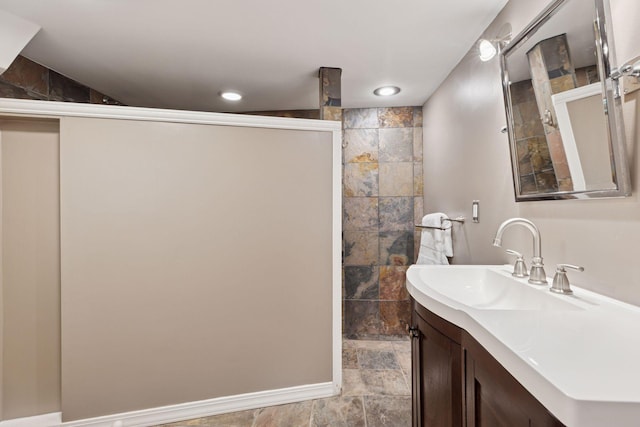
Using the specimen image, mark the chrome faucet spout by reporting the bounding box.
[493,218,542,259]
[493,218,547,285]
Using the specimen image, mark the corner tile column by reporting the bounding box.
[319,67,342,121]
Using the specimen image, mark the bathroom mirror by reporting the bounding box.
[500,0,631,201]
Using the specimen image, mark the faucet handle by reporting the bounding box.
[505,249,528,278]
[557,264,584,272]
[551,264,584,295]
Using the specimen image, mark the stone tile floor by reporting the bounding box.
[159,338,411,427]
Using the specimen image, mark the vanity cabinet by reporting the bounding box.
[411,300,564,427]
[411,301,464,427]
[463,334,563,427]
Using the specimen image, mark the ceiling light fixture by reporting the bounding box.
[220,91,242,101]
[373,86,401,96]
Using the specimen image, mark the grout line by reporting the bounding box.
[400,367,411,393]
[393,344,412,393]
[361,395,368,427]
[308,399,315,427]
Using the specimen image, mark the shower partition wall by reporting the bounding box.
[0,99,341,426]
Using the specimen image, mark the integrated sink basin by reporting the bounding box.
[407,265,582,311]
[406,263,640,426]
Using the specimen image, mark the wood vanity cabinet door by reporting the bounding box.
[465,350,529,426]
[411,302,564,427]
[463,333,564,427]
[412,308,463,427]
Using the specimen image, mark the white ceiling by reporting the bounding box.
[0,0,508,113]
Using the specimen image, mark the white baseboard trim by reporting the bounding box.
[0,381,338,427]
[0,412,61,427]
[59,381,339,427]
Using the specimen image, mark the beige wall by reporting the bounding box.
[0,119,61,420]
[59,117,334,421]
[423,0,640,305]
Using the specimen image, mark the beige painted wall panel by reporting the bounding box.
[423,0,640,305]
[60,117,333,421]
[0,119,60,420]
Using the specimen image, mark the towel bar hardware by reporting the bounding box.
[415,216,465,231]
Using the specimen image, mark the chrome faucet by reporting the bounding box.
[493,218,547,285]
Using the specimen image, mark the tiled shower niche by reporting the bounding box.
[343,107,423,339]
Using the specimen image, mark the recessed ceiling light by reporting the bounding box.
[373,86,401,96]
[220,91,242,101]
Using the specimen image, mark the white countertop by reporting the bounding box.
[406,264,640,427]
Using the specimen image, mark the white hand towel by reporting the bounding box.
[416,213,453,265]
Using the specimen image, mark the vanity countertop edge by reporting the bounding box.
[406,264,640,427]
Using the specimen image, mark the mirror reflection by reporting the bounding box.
[501,0,630,200]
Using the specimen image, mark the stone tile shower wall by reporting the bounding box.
[342,107,423,339]
[0,55,121,105]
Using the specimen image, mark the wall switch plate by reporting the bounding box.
[472,200,479,223]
